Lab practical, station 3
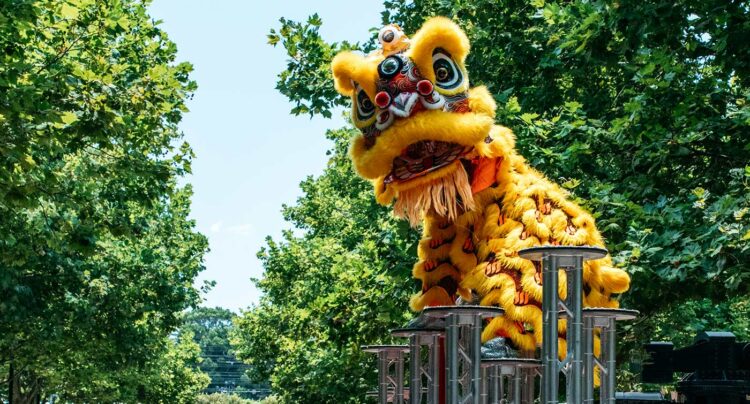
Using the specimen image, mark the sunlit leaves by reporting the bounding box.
[254,0,750,399]
[232,129,419,403]
[1,0,207,401]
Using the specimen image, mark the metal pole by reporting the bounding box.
[378,351,388,404]
[472,315,483,404]
[512,367,522,404]
[489,366,500,404]
[397,350,405,404]
[522,368,535,404]
[429,335,440,404]
[600,317,617,404]
[566,255,584,404]
[480,366,489,404]
[411,335,422,404]
[583,316,595,404]
[447,314,459,404]
[439,336,446,404]
[542,255,559,403]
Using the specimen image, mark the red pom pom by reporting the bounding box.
[417,79,433,96]
[374,91,391,108]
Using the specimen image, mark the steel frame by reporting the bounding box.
[362,345,410,404]
[423,306,505,404]
[391,328,443,404]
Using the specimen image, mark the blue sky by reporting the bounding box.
[147,1,383,311]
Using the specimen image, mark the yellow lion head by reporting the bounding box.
[332,17,504,225]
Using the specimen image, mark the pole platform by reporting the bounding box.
[581,308,638,323]
[581,308,639,404]
[390,327,444,404]
[423,306,505,404]
[421,305,506,320]
[518,245,606,404]
[518,245,607,261]
[480,358,541,404]
[390,328,444,338]
[362,345,410,404]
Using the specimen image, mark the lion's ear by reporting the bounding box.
[331,51,360,95]
[407,17,470,82]
[331,51,378,97]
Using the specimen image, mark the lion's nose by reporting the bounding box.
[389,92,419,118]
[417,80,433,96]
[375,91,391,108]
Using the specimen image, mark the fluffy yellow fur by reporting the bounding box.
[331,51,379,98]
[350,102,494,180]
[331,16,631,354]
[406,17,470,95]
[392,161,475,227]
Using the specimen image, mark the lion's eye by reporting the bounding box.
[378,26,402,45]
[432,49,463,90]
[378,56,403,79]
[356,88,375,120]
[436,66,450,81]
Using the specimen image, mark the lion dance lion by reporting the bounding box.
[331,17,630,354]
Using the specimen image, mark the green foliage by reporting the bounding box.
[231,129,420,403]
[243,0,750,401]
[196,393,254,404]
[1,0,208,401]
[181,307,268,397]
[183,307,236,350]
[266,14,370,118]
[138,332,211,404]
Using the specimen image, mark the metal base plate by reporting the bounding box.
[518,245,608,261]
[390,328,444,337]
[361,345,410,353]
[481,358,542,368]
[421,305,505,320]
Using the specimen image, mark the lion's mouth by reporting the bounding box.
[383,140,472,184]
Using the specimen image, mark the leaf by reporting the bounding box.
[520,112,539,124]
[60,111,78,125]
[639,63,656,75]
[21,154,36,168]
[267,33,280,46]
[564,101,582,112]
[505,96,521,113]
[60,3,79,19]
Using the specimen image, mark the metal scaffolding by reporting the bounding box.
[362,345,410,404]
[480,358,541,404]
[582,308,638,404]
[367,246,638,404]
[391,328,443,404]
[518,246,609,404]
[422,306,504,404]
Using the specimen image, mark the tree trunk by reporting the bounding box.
[10,369,42,404]
[8,361,13,404]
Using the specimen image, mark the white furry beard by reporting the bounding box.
[392,162,476,227]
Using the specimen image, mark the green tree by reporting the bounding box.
[231,128,420,403]
[138,332,211,404]
[1,0,208,401]
[181,307,268,398]
[196,393,253,404]
[237,0,750,401]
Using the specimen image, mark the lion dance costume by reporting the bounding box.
[331,18,630,354]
